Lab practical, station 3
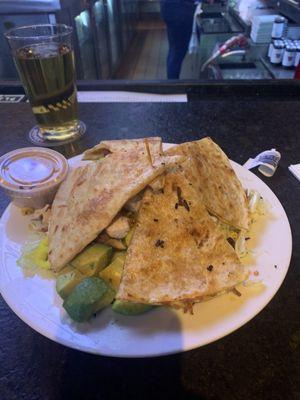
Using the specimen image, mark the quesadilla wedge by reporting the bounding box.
[117,159,248,306]
[83,137,163,161]
[48,139,183,271]
[166,137,249,230]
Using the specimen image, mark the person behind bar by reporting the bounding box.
[161,0,197,79]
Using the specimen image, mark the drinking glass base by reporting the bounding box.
[28,121,86,147]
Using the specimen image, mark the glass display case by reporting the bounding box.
[93,0,112,79]
[0,0,138,80]
[0,0,59,79]
[74,9,98,79]
[107,0,123,73]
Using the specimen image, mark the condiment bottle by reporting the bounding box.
[271,16,286,39]
[282,45,296,68]
[270,41,284,64]
[294,44,300,67]
[268,40,274,58]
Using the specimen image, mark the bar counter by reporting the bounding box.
[0,82,299,400]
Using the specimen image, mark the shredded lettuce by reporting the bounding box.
[247,189,267,227]
[217,221,239,241]
[211,189,266,260]
[18,235,50,273]
[235,233,246,257]
[247,190,261,213]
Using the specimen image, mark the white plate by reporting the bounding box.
[0,145,292,357]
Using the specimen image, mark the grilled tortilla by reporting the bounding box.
[48,139,183,271]
[83,137,163,161]
[166,137,249,230]
[117,160,248,306]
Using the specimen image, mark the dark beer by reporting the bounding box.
[14,43,78,140]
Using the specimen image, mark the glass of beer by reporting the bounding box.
[5,24,85,142]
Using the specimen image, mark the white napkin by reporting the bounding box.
[288,164,300,182]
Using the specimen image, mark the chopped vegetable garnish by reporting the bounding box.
[18,235,50,271]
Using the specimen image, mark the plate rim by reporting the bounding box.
[0,146,293,357]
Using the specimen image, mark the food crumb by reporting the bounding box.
[183,199,190,212]
[21,207,34,216]
[155,239,165,248]
[253,270,259,276]
[153,218,159,222]
[207,265,214,272]
[274,265,278,269]
[227,237,235,248]
[232,288,242,297]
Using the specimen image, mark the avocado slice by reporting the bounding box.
[94,283,115,311]
[63,277,111,322]
[111,251,126,262]
[124,227,135,247]
[112,300,154,316]
[56,265,84,299]
[99,256,125,291]
[58,264,74,274]
[71,244,113,276]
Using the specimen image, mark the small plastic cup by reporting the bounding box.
[0,147,68,209]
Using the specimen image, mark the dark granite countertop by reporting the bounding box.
[0,98,299,400]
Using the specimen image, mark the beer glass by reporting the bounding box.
[5,24,85,142]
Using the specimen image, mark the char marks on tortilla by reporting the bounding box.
[117,159,248,306]
[166,137,249,230]
[48,138,183,271]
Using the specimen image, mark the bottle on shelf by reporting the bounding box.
[294,44,300,67]
[270,40,285,64]
[271,16,286,39]
[268,40,274,58]
[282,45,297,68]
